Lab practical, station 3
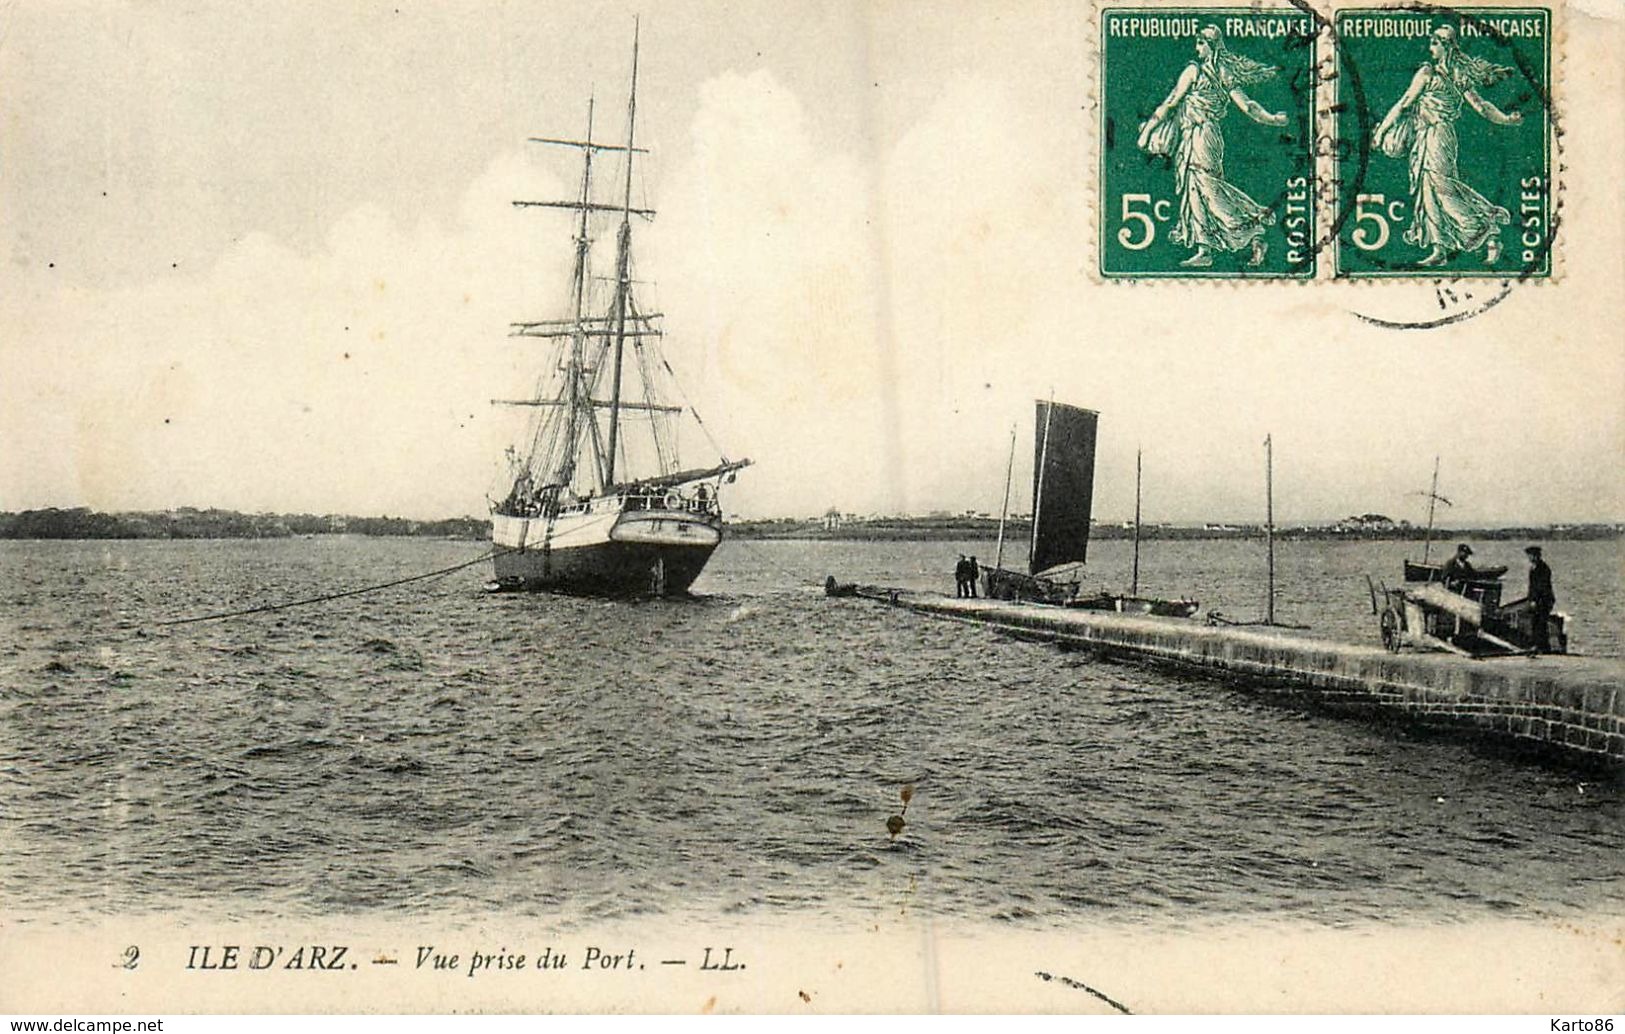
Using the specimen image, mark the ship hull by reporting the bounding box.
[981,565,1078,605]
[1069,594,1201,618]
[490,505,723,597]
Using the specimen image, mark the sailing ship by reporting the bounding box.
[488,29,750,596]
[982,400,1198,616]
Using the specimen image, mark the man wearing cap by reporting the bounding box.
[1525,546,1556,652]
[1440,543,1477,587]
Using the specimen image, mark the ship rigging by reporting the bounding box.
[488,25,750,596]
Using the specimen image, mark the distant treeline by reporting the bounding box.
[2,507,1618,543]
[0,508,489,540]
[731,516,1625,543]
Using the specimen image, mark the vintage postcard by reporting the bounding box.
[1,0,1621,1019]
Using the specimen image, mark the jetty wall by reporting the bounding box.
[860,593,1625,768]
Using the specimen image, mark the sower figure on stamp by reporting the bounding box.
[1136,25,1288,269]
[1373,25,1521,268]
[1524,546,1555,652]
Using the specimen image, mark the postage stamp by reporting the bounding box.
[1096,5,1319,280]
[1332,6,1554,278]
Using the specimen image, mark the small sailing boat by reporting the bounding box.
[982,400,1099,604]
[1073,447,1199,617]
[488,28,750,596]
[982,400,1197,616]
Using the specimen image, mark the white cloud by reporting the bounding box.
[3,46,1621,527]
[0,150,575,518]
[646,70,892,517]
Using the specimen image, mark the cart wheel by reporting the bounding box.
[1380,608,1402,653]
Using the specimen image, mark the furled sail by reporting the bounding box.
[1029,400,1098,575]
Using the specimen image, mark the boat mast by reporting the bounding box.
[1422,455,1441,563]
[1132,448,1142,597]
[603,20,640,488]
[993,424,1016,571]
[1029,397,1056,573]
[1264,433,1276,626]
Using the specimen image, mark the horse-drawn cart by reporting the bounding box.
[1369,560,1567,658]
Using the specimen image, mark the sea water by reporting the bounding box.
[1,536,1620,927]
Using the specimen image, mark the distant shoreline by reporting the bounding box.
[731,519,1622,543]
[2,507,1619,543]
[0,508,487,541]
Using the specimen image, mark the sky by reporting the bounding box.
[3,0,1622,526]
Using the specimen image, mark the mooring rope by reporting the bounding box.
[156,546,508,627]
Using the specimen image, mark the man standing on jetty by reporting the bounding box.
[1525,546,1556,653]
[954,555,970,598]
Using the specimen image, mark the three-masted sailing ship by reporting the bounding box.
[489,29,750,596]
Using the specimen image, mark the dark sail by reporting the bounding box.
[1029,401,1098,575]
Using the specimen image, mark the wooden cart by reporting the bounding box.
[1369,561,1567,658]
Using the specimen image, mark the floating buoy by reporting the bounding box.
[886,784,916,839]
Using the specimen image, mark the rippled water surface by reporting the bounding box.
[2,536,1621,927]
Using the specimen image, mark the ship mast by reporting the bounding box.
[1264,433,1276,626]
[603,20,640,487]
[993,424,1016,571]
[1029,397,1056,574]
[506,23,656,498]
[563,97,598,490]
[498,24,749,508]
[1413,455,1452,564]
[1132,448,1142,597]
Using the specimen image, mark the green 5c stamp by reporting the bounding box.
[1334,7,1553,277]
[1098,7,1317,279]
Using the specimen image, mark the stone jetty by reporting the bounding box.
[835,588,1624,769]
